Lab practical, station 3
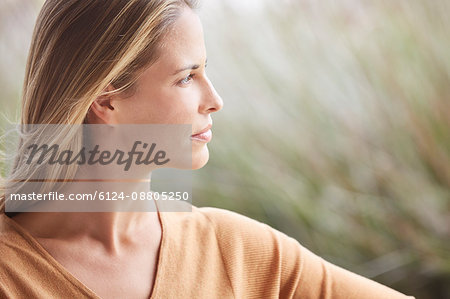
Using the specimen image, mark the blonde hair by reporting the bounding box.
[1,0,199,215]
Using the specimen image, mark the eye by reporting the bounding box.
[179,74,195,85]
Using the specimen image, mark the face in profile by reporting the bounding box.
[91,7,223,171]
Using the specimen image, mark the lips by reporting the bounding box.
[191,124,212,142]
[191,124,212,137]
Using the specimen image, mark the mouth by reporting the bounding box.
[191,124,212,142]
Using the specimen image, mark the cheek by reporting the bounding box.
[122,90,197,124]
[118,99,155,123]
[152,87,200,124]
[160,100,195,124]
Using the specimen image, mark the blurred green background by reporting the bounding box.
[1,0,449,298]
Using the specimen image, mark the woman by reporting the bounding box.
[0,0,416,298]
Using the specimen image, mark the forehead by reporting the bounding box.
[155,8,206,70]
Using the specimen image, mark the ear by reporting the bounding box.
[86,85,118,124]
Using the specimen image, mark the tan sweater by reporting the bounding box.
[0,204,415,299]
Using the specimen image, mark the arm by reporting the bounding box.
[199,207,415,299]
[276,228,415,299]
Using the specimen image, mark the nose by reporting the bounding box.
[200,76,223,114]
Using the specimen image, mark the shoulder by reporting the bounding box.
[194,205,301,250]
[0,213,24,249]
[0,213,37,264]
[157,201,273,237]
[160,203,303,269]
[195,206,277,241]
[191,206,305,297]
[190,207,417,299]
[195,205,267,229]
[194,206,304,269]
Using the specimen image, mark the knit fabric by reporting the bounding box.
[0,204,415,298]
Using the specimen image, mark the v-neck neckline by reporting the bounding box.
[2,202,167,299]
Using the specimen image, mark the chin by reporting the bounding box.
[191,146,210,170]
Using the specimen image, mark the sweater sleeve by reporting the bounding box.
[198,207,415,299]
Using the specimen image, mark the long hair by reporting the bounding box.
[0,0,198,215]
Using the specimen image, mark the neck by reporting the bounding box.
[10,177,161,255]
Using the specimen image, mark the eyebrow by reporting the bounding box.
[172,58,208,75]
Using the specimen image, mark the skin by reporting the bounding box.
[89,5,222,170]
[11,6,223,299]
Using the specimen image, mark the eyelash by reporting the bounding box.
[179,73,195,85]
[177,63,207,86]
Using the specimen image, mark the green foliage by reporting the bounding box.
[195,1,450,298]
